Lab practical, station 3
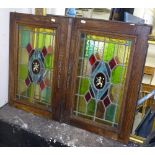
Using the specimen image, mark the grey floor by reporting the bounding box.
[0,104,126,147]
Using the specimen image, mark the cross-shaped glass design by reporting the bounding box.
[25,44,48,90]
[84,53,118,108]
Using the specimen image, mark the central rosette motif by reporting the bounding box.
[94,72,106,90]
[85,53,118,107]
[32,59,40,74]
[25,43,48,90]
[28,49,45,83]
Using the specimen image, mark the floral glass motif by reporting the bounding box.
[17,25,56,106]
[74,34,132,127]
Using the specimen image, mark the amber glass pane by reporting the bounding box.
[73,33,132,127]
[17,25,56,107]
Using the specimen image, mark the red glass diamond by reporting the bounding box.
[48,45,52,53]
[85,91,91,103]
[25,77,31,86]
[108,58,117,70]
[42,46,47,57]
[102,96,111,107]
[89,54,96,65]
[101,90,108,100]
[40,80,46,90]
[92,61,99,72]
[26,43,32,54]
[89,87,94,98]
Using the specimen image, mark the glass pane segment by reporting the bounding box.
[111,66,124,84]
[45,35,51,47]
[103,43,115,62]
[34,84,40,100]
[73,33,132,127]
[44,54,52,69]
[18,80,27,96]
[27,83,35,98]
[38,33,44,49]
[18,64,28,80]
[79,78,90,95]
[96,101,105,118]
[41,87,51,104]
[105,104,116,122]
[17,25,56,107]
[19,48,29,64]
[87,99,96,115]
[21,30,30,47]
[76,96,86,113]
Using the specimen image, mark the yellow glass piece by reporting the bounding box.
[36,28,54,34]
[45,34,52,48]
[38,33,44,48]
[110,84,122,103]
[124,46,131,66]
[78,96,86,113]
[27,83,35,102]
[19,48,29,64]
[18,80,27,95]
[103,43,115,62]
[34,84,40,100]
[116,44,125,63]
[114,89,124,123]
[87,35,105,41]
[106,38,127,44]
[18,64,28,80]
[33,32,37,49]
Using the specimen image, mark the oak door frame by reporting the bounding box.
[9,13,151,144]
[9,12,72,120]
[64,18,151,143]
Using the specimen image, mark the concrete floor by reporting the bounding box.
[0,104,137,147]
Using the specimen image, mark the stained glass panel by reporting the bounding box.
[16,25,56,107]
[73,33,132,127]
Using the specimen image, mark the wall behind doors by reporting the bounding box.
[0,9,34,107]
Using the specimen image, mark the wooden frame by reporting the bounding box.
[9,12,72,120]
[9,13,151,144]
[64,18,151,143]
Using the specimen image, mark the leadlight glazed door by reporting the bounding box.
[65,18,151,143]
[9,13,71,120]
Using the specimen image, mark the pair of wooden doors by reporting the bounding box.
[9,12,151,143]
